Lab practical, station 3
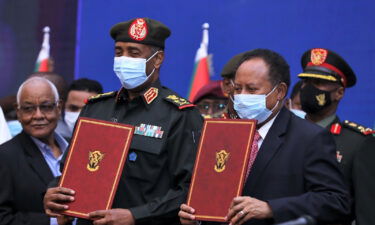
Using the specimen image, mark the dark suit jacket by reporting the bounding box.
[353,136,375,225]
[206,107,351,225]
[0,131,53,225]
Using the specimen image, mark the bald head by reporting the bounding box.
[17,77,59,105]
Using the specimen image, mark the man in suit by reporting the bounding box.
[0,77,69,225]
[179,49,351,225]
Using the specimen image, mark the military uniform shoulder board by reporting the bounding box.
[164,94,195,110]
[85,91,116,104]
[343,120,374,135]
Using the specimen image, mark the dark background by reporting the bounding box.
[0,0,77,96]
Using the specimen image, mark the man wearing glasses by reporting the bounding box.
[0,77,70,225]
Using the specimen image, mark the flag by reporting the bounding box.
[187,23,211,102]
[34,26,51,72]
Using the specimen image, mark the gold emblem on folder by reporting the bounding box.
[87,150,105,172]
[215,150,230,173]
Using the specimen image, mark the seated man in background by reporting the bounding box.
[0,77,70,225]
[284,80,306,118]
[56,78,103,140]
[193,80,227,118]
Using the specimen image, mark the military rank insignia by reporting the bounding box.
[134,124,164,139]
[343,120,374,135]
[165,95,195,109]
[87,150,105,172]
[214,150,230,173]
[143,87,158,104]
[311,48,328,65]
[330,123,342,135]
[86,91,115,104]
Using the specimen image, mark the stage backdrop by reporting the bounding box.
[0,0,77,97]
[78,0,374,127]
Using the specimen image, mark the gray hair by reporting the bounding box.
[16,77,60,105]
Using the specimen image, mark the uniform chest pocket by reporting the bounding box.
[130,134,166,155]
[124,134,167,182]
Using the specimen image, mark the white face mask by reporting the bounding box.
[233,85,279,123]
[113,51,159,89]
[64,111,80,132]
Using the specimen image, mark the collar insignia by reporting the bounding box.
[311,48,328,65]
[143,87,158,104]
[330,123,342,135]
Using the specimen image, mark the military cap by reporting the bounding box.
[110,18,171,49]
[221,52,248,79]
[298,48,356,87]
[193,80,227,104]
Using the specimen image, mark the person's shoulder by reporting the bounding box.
[289,111,325,134]
[160,86,196,110]
[85,91,117,105]
[340,120,374,136]
[0,133,23,157]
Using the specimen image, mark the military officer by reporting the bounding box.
[43,18,203,225]
[220,51,249,119]
[297,48,374,223]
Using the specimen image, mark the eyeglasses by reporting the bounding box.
[18,102,58,115]
[197,102,227,114]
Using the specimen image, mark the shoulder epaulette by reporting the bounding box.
[343,120,374,135]
[164,94,195,110]
[85,91,116,104]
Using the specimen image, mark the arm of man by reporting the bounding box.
[0,156,50,225]
[267,129,351,224]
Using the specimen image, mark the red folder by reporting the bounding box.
[59,117,134,219]
[187,118,257,222]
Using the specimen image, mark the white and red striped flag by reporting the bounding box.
[34,26,51,72]
[187,23,212,102]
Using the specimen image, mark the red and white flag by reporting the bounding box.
[34,26,51,72]
[187,23,211,102]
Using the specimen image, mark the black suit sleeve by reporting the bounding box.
[353,136,375,225]
[268,129,351,224]
[0,155,50,225]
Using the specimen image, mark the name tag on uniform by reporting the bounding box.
[134,124,164,139]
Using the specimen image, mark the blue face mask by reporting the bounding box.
[290,109,306,119]
[233,85,279,123]
[113,51,159,89]
[288,99,306,119]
